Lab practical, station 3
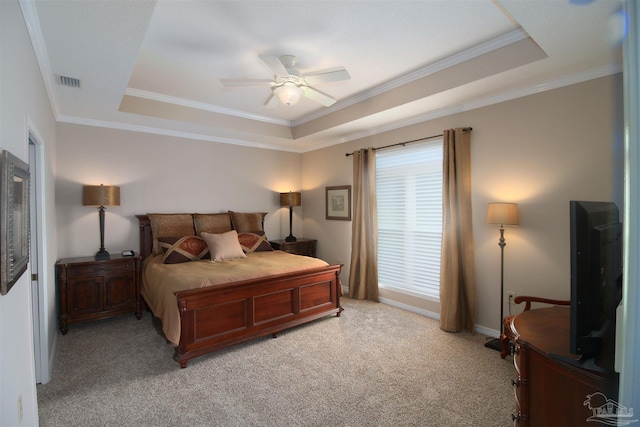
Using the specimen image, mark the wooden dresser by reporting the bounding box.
[56,254,142,334]
[269,238,317,257]
[507,306,619,426]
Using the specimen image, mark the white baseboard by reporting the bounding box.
[474,324,500,338]
[378,296,440,320]
[347,288,501,338]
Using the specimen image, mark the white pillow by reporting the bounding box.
[201,230,247,262]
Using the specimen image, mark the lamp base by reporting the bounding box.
[484,338,502,352]
[285,235,297,242]
[95,250,110,261]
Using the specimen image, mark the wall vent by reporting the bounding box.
[56,75,82,88]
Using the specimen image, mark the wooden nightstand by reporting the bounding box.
[56,254,142,334]
[270,238,317,257]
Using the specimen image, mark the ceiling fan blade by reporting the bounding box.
[302,86,337,107]
[259,55,289,77]
[220,79,273,88]
[302,68,350,85]
[263,91,279,108]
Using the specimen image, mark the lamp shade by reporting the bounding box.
[83,184,120,207]
[274,84,303,106]
[280,192,301,207]
[486,202,518,226]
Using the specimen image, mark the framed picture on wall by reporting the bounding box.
[326,185,351,221]
[1,150,30,295]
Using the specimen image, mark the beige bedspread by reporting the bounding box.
[142,250,329,345]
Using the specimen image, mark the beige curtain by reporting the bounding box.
[440,128,477,332]
[348,148,379,301]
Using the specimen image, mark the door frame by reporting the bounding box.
[28,121,50,384]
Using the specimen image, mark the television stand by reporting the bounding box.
[506,306,619,426]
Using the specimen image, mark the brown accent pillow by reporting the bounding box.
[201,231,247,262]
[148,213,195,255]
[228,211,267,232]
[237,231,273,253]
[158,236,210,264]
[194,213,232,235]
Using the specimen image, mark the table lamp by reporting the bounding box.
[280,191,301,242]
[83,184,120,260]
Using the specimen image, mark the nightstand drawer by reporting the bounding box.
[270,238,317,257]
[67,260,133,278]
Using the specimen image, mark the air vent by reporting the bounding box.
[56,75,81,88]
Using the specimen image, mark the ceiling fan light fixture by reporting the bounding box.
[274,83,303,106]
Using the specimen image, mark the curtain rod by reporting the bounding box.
[345,127,472,157]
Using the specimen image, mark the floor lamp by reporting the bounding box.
[485,202,519,351]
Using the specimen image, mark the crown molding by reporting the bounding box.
[125,29,529,129]
[25,0,618,156]
[311,63,622,150]
[56,114,304,153]
[19,0,61,118]
[293,28,530,127]
[54,63,620,154]
[124,88,291,127]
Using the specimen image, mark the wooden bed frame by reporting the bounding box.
[137,215,342,368]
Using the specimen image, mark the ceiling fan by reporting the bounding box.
[220,54,350,108]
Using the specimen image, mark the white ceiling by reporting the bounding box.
[22,0,624,152]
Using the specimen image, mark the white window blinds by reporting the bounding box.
[376,140,443,300]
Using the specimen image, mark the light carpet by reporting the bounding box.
[37,298,516,426]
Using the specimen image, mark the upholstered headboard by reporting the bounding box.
[136,212,267,260]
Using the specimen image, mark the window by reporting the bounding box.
[376,140,443,301]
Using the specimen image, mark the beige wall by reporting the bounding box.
[302,75,623,334]
[56,124,304,258]
[55,75,621,337]
[1,0,58,424]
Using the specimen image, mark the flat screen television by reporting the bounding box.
[569,200,622,372]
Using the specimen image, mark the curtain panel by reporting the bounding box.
[439,128,477,332]
[348,148,379,301]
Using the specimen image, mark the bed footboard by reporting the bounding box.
[174,264,342,367]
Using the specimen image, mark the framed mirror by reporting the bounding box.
[1,150,30,295]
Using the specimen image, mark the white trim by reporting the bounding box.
[19,0,60,118]
[27,118,51,384]
[56,115,305,153]
[379,296,500,337]
[294,29,529,126]
[379,297,440,321]
[21,0,620,155]
[125,30,528,129]
[124,89,291,127]
[474,324,500,338]
[54,63,620,154]
[329,63,621,147]
[379,284,440,303]
[619,0,640,409]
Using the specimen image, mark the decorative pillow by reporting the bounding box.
[228,211,267,233]
[194,213,232,235]
[237,231,273,253]
[158,236,210,264]
[201,230,247,262]
[148,213,195,255]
